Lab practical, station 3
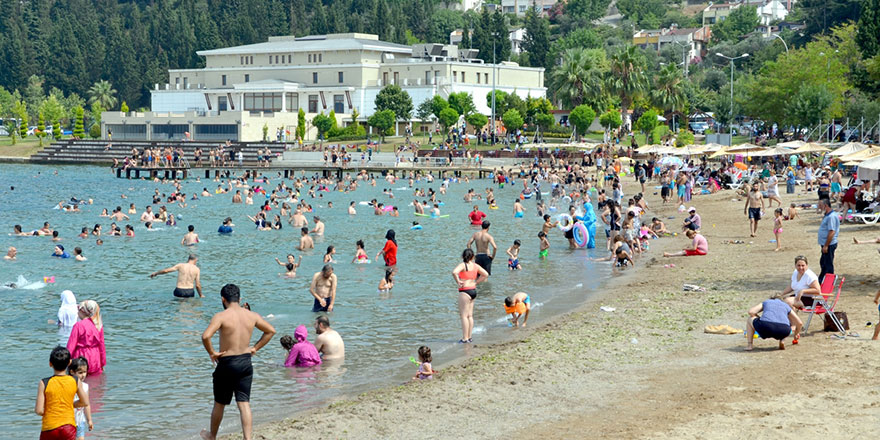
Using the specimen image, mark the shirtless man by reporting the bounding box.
[149,254,204,298]
[289,208,308,228]
[830,168,843,202]
[140,206,154,222]
[467,220,498,275]
[110,207,130,222]
[298,227,314,251]
[310,216,325,235]
[309,265,337,312]
[4,246,16,260]
[200,284,276,440]
[744,183,765,237]
[513,199,525,218]
[348,201,357,215]
[232,191,242,204]
[413,199,424,215]
[182,225,200,246]
[314,315,344,360]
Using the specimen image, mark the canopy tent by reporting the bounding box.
[855,154,880,181]
[837,147,880,162]
[775,140,806,149]
[828,142,868,157]
[708,147,732,158]
[750,146,797,157]
[791,142,829,154]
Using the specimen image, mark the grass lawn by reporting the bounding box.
[0,137,45,157]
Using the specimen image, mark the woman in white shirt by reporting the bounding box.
[779,255,822,307]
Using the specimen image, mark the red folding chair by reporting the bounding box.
[801,274,846,334]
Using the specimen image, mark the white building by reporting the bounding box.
[756,0,790,25]
[103,33,545,141]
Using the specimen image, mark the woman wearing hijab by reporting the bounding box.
[57,290,79,327]
[66,300,106,375]
[375,229,397,268]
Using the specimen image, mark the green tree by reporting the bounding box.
[367,109,395,141]
[649,124,669,144]
[565,0,612,22]
[90,102,104,127]
[550,48,608,109]
[438,107,459,130]
[616,0,667,28]
[712,6,759,43]
[262,122,269,141]
[447,92,475,117]
[676,129,695,147]
[786,84,834,128]
[89,123,101,139]
[375,85,413,122]
[465,112,488,131]
[636,109,659,138]
[312,113,334,140]
[523,8,551,68]
[502,109,524,133]
[416,98,435,123]
[569,104,596,139]
[857,0,880,58]
[486,90,509,115]
[650,64,686,118]
[535,113,554,131]
[120,101,129,113]
[607,46,649,129]
[88,80,118,110]
[431,95,450,120]
[599,109,622,131]
[53,119,61,139]
[37,111,46,146]
[297,108,307,139]
[19,113,28,139]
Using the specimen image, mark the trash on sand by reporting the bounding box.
[630,338,639,344]
[600,306,616,312]
[683,284,706,292]
[575,283,584,288]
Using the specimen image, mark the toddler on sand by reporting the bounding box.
[413,346,434,380]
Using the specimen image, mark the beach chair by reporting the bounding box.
[801,274,846,334]
[850,206,880,224]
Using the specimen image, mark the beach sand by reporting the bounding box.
[223,179,880,439]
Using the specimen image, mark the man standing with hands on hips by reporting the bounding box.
[817,198,839,282]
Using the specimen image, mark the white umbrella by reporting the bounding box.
[726,143,765,153]
[659,156,684,167]
[671,145,705,156]
[775,140,806,149]
[855,154,880,170]
[636,144,664,154]
[701,143,726,152]
[791,142,829,154]
[838,147,880,162]
[828,142,868,157]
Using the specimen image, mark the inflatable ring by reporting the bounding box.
[562,196,572,205]
[557,213,574,232]
[572,222,588,248]
[383,205,394,212]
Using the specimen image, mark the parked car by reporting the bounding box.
[0,127,8,136]
[689,122,709,134]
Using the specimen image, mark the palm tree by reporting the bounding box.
[651,63,686,120]
[88,80,118,110]
[607,45,648,132]
[550,48,608,110]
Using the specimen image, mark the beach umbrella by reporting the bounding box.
[636,144,663,154]
[828,142,868,157]
[671,145,705,156]
[733,162,748,170]
[726,143,765,153]
[658,156,684,167]
[701,143,726,152]
[618,156,633,163]
[855,154,880,170]
[791,142,829,154]
[751,146,797,157]
[708,147,732,158]
[775,140,806,149]
[838,147,880,162]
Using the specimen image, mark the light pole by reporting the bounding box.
[672,41,689,78]
[715,52,749,146]
[770,34,789,53]
[490,34,497,146]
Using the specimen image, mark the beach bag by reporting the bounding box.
[823,312,849,331]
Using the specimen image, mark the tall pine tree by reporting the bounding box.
[523,6,550,69]
[857,0,880,58]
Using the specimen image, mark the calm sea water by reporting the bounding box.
[0,164,608,439]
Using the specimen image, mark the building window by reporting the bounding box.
[243,93,282,112]
[461,72,466,83]
[308,54,312,62]
[183,77,188,89]
[249,56,253,64]
[484,73,489,84]
[338,72,344,83]
[308,95,319,113]
[383,72,388,85]
[453,71,457,82]
[269,56,273,64]
[240,56,244,65]
[312,72,318,84]
[218,96,227,111]
[333,95,344,113]
[518,4,526,12]
[425,71,431,85]
[221,75,227,86]
[289,93,299,111]
[318,53,322,62]
[175,77,180,85]
[244,74,250,83]
[275,55,279,64]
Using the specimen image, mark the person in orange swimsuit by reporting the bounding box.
[452,249,489,343]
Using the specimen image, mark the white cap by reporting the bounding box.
[688,207,696,212]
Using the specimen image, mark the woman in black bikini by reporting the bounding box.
[452,248,489,343]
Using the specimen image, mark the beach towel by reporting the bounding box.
[704,325,742,335]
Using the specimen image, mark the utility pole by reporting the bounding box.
[491,35,496,146]
[715,52,749,146]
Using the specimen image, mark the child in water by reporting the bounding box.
[507,239,522,270]
[773,208,784,252]
[378,268,394,292]
[504,292,531,327]
[538,231,550,259]
[69,357,93,440]
[323,246,336,263]
[413,346,434,380]
[281,325,322,367]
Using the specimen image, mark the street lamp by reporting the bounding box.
[715,52,749,146]
[770,34,789,54]
[490,33,497,146]
[671,41,689,77]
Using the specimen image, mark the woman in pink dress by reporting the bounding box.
[66,300,106,375]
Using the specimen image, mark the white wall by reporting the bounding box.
[151,91,209,112]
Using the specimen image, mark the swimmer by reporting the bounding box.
[411,221,422,230]
[298,227,314,251]
[378,267,394,292]
[390,206,399,217]
[352,240,369,263]
[218,218,234,234]
[413,198,424,215]
[275,254,302,277]
[12,225,31,236]
[74,247,86,261]
[541,214,558,234]
[310,217,325,235]
[4,246,16,260]
[504,292,531,327]
[52,245,70,258]
[110,208,129,222]
[513,199,525,218]
[99,208,109,217]
[431,203,441,217]
[95,239,103,246]
[348,201,357,215]
[506,240,522,270]
[323,246,336,263]
[538,231,550,259]
[140,206,153,222]
[78,227,88,239]
[149,254,204,298]
[181,225,199,246]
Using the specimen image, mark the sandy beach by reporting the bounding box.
[225,179,880,439]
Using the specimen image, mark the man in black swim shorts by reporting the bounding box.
[467,220,497,276]
[173,287,195,298]
[200,284,275,440]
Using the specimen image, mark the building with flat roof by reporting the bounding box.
[102,33,545,142]
[632,26,712,67]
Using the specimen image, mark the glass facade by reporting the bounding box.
[333,95,344,113]
[151,124,188,140]
[308,95,318,113]
[244,93,282,111]
[194,124,238,141]
[286,93,299,112]
[105,124,147,140]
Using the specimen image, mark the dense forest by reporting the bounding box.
[0,0,879,140]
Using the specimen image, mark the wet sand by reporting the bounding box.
[223,179,880,439]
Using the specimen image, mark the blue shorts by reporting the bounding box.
[508,258,519,269]
[831,182,842,193]
[523,295,530,305]
[514,211,524,218]
[77,420,87,438]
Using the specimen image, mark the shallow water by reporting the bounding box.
[0,165,609,438]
